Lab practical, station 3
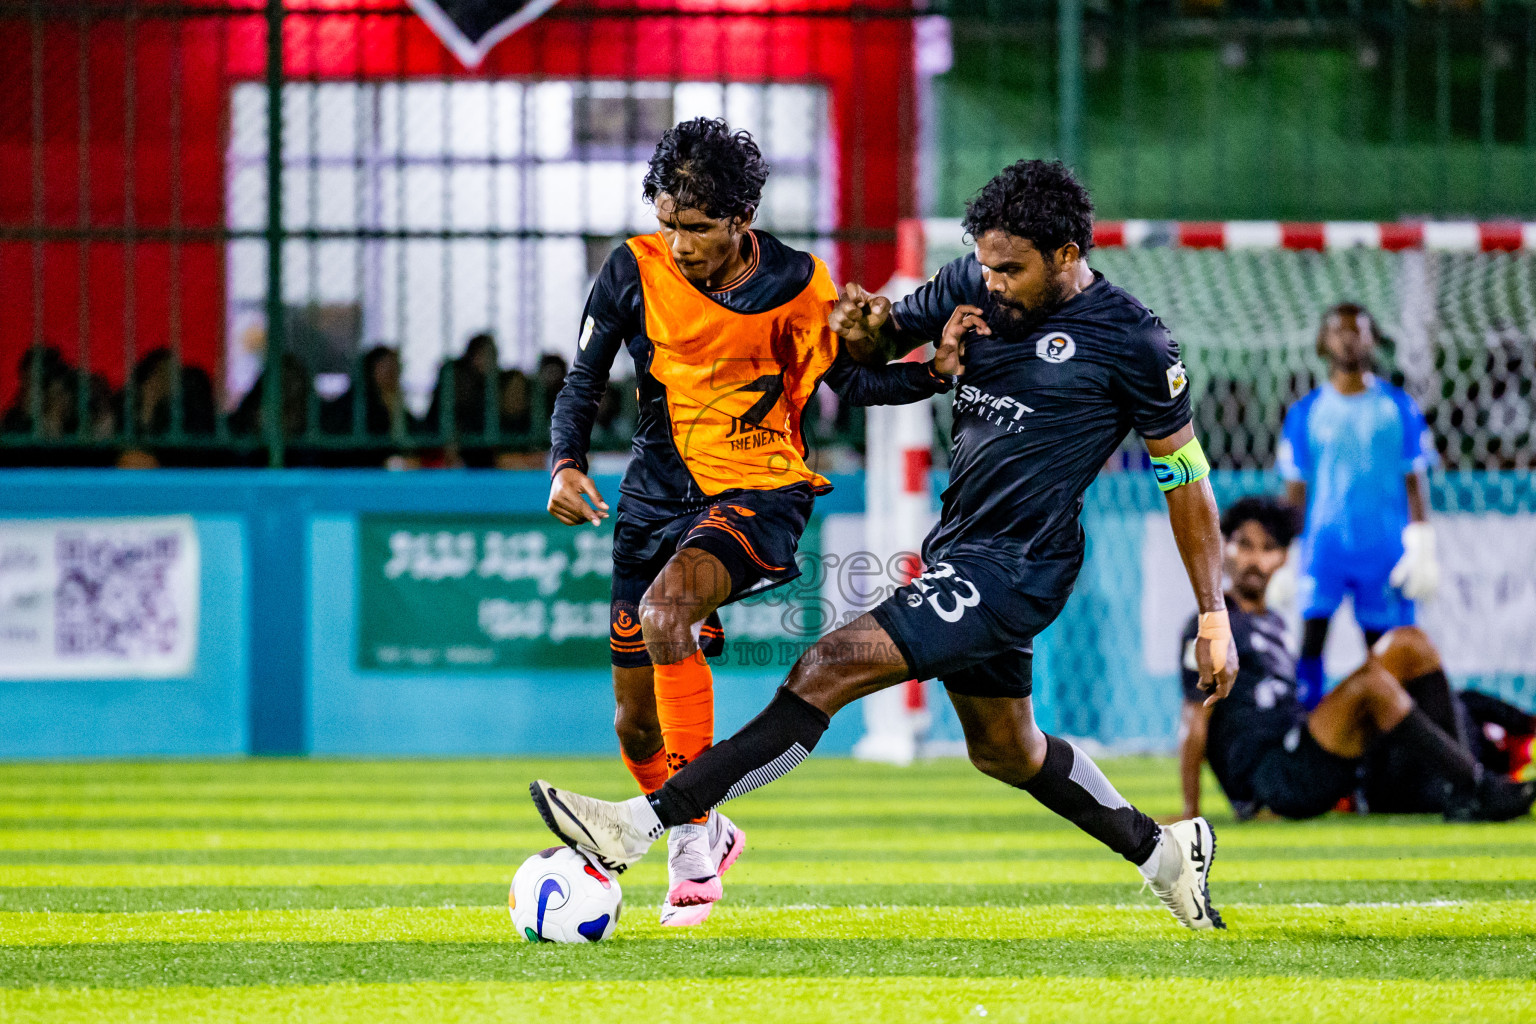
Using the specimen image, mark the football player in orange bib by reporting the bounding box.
[547,118,959,926]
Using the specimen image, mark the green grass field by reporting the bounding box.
[2,756,1533,1023]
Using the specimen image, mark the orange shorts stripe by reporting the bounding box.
[689,520,786,573]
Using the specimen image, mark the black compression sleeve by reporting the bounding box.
[648,687,831,827]
[549,247,640,474]
[822,351,953,407]
[1022,734,1161,865]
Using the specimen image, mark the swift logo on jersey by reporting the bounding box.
[955,384,1036,434]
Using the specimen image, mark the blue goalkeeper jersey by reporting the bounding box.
[1277,376,1434,558]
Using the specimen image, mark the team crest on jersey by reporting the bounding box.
[1035,332,1076,364]
[1166,360,1188,398]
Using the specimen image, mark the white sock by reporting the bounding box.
[1136,827,1177,885]
[624,795,665,840]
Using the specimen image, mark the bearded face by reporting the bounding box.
[980,260,1073,340]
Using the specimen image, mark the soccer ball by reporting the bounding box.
[509,846,622,943]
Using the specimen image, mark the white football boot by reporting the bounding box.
[659,810,748,927]
[1144,817,1225,930]
[528,780,661,874]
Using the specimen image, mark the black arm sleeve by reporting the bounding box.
[887,255,985,342]
[822,348,954,407]
[549,246,642,476]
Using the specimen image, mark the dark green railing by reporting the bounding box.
[3,0,1531,467]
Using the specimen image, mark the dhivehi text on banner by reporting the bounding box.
[0,516,200,680]
[357,515,826,672]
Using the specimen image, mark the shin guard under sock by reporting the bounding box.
[654,650,715,776]
[649,686,830,828]
[621,746,669,795]
[1387,707,1482,791]
[1022,735,1160,865]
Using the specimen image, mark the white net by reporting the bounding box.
[921,221,1536,470]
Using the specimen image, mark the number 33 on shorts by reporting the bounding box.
[902,562,982,623]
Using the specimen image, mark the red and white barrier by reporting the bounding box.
[901,218,1536,273]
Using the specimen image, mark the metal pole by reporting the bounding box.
[1057,0,1084,175]
[264,0,286,468]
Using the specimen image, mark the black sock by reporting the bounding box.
[1021,735,1160,865]
[1459,689,1535,736]
[648,686,830,828]
[1402,670,1463,745]
[1387,707,1483,791]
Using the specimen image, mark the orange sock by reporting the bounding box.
[653,648,715,783]
[621,746,669,795]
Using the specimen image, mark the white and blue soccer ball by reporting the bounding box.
[509,846,622,943]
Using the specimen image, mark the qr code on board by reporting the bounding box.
[55,532,182,658]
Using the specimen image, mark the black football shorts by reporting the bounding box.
[608,483,814,668]
[1250,719,1361,819]
[869,554,1071,699]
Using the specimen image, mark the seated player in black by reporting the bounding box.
[1177,495,1535,823]
[1360,628,1536,813]
[533,159,1247,932]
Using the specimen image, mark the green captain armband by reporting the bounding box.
[1150,437,1210,492]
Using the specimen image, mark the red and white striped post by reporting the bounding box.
[852,221,936,765]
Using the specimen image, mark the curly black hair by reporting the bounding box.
[961,159,1094,261]
[1220,494,1300,547]
[642,117,769,222]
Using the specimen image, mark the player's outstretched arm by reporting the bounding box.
[823,303,972,406]
[1148,424,1239,704]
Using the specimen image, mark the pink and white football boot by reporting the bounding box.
[658,810,746,927]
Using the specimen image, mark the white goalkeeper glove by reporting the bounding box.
[1389,522,1439,601]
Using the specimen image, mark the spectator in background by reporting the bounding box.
[1,347,120,468]
[2,346,72,437]
[427,332,500,439]
[536,352,567,408]
[322,346,422,440]
[122,349,217,439]
[318,346,425,469]
[492,368,541,470]
[229,352,313,443]
[498,368,532,436]
[114,349,218,469]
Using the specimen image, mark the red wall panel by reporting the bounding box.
[1,1,913,411]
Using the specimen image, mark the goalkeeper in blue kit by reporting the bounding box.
[1278,303,1439,708]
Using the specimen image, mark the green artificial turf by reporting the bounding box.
[1,757,1532,1023]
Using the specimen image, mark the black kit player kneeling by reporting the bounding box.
[1178,495,1535,824]
[531,160,1245,932]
